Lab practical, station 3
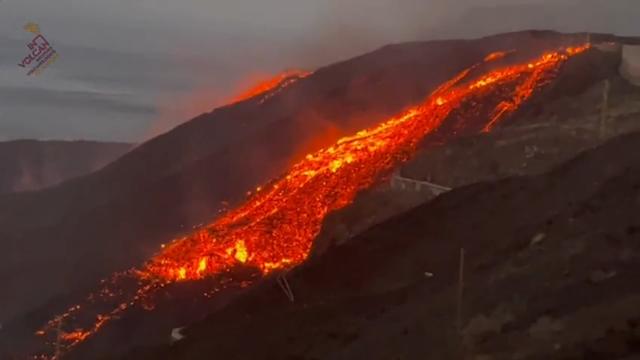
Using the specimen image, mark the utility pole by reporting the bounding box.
[600,79,611,139]
[456,248,465,335]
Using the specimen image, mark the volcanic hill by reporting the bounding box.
[109,33,640,360]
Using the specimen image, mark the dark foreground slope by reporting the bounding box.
[123,130,640,360]
[0,31,599,322]
[0,140,132,194]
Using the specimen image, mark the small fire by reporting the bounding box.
[32,44,590,359]
[230,69,312,104]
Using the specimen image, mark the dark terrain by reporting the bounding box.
[0,140,132,194]
[0,30,602,324]
[3,30,640,360]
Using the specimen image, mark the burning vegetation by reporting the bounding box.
[32,43,590,359]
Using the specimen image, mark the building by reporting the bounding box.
[620,45,640,86]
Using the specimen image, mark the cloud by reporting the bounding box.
[0,0,637,141]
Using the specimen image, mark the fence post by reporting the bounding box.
[456,248,465,335]
[600,79,611,139]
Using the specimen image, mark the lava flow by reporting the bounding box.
[230,69,312,104]
[33,43,590,359]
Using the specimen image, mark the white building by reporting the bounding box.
[620,45,640,86]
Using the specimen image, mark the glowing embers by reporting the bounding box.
[566,43,592,56]
[225,240,248,264]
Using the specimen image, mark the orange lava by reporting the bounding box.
[484,50,513,62]
[230,69,312,103]
[142,44,589,282]
[33,44,590,359]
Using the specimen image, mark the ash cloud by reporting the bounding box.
[0,0,637,141]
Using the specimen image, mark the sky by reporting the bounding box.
[0,0,638,142]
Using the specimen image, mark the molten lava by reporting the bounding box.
[33,43,590,359]
[142,43,590,282]
[484,50,513,62]
[230,69,312,104]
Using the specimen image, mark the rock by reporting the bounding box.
[170,327,186,344]
[530,233,546,246]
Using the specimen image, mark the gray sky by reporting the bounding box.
[0,0,638,142]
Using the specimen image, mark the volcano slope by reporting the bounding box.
[402,47,640,189]
[0,31,606,324]
[117,128,640,360]
[7,38,597,359]
[29,39,637,360]
[307,39,640,260]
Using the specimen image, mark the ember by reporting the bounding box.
[33,44,590,359]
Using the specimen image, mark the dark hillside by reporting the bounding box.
[0,31,596,322]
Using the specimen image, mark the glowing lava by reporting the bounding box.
[230,69,312,104]
[33,43,590,359]
[142,43,590,282]
[484,50,513,62]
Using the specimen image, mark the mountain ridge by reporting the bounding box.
[0,139,133,194]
